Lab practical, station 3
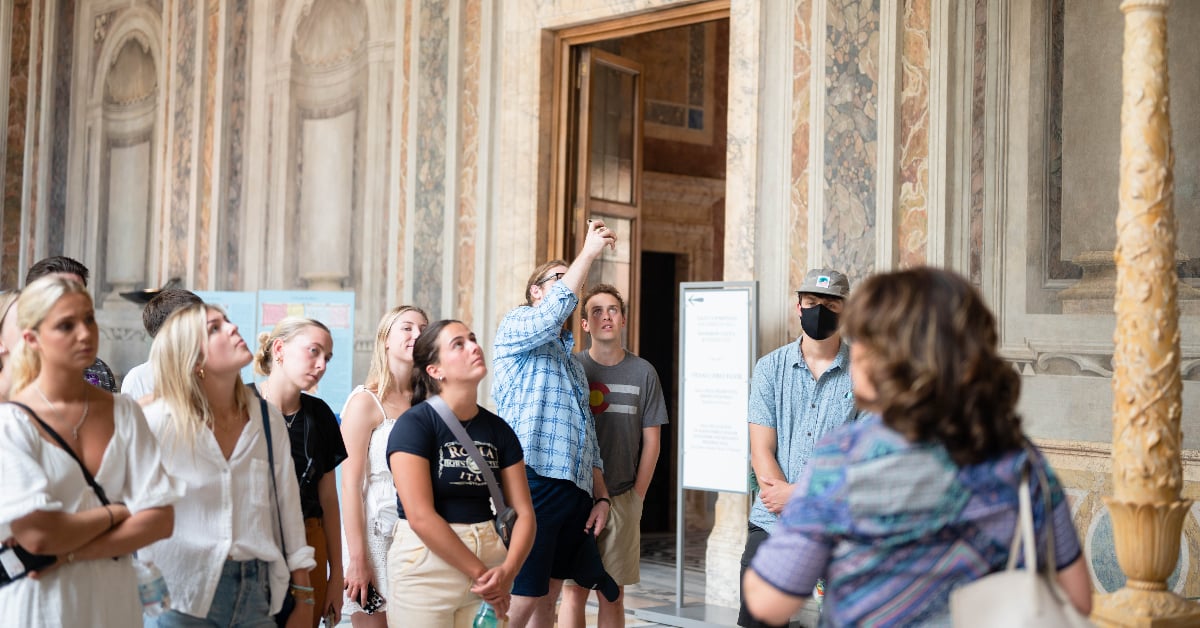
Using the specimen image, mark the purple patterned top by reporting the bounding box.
[750,415,1081,627]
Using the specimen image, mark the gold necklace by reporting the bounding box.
[34,383,90,440]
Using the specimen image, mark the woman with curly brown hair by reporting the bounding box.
[742,267,1092,626]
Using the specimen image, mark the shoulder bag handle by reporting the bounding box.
[426,395,509,513]
[1005,443,1059,578]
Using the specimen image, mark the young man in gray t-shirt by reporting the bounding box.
[557,284,668,628]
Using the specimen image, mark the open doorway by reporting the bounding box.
[549,3,729,542]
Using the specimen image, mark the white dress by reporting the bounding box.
[0,395,182,627]
[341,386,399,615]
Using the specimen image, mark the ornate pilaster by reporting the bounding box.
[1092,1,1200,625]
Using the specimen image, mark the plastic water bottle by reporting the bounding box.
[814,578,825,615]
[472,601,498,628]
[134,558,170,617]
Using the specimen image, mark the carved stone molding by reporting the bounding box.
[293,0,367,69]
[1005,343,1200,381]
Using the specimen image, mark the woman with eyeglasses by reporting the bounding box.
[0,276,178,627]
[254,317,348,628]
[385,320,536,627]
[340,305,427,627]
[141,303,315,627]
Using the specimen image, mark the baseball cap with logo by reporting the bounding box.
[796,268,850,299]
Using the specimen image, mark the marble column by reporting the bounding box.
[1092,1,1200,625]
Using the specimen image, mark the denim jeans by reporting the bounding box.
[154,559,275,627]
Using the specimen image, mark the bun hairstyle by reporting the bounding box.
[410,319,461,405]
[840,267,1023,466]
[7,276,91,394]
[254,316,331,376]
[365,305,428,395]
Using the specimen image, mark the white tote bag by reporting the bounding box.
[949,459,1093,627]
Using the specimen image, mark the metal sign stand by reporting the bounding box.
[632,282,757,628]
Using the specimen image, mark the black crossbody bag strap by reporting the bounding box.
[259,398,288,557]
[426,395,509,512]
[9,401,111,506]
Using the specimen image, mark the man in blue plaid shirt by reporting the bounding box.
[492,219,617,627]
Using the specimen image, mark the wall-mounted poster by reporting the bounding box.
[255,290,356,414]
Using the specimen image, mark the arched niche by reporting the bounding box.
[287,0,369,291]
[261,0,396,326]
[82,7,166,304]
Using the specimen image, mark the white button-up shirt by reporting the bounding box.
[141,396,314,618]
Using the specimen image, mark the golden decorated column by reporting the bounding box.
[1092,1,1200,626]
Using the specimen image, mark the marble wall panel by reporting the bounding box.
[47,0,75,255]
[969,0,985,285]
[456,0,480,326]
[3,0,31,287]
[896,0,928,268]
[220,0,248,289]
[25,0,44,258]
[168,0,197,279]
[196,2,219,287]
[413,0,448,317]
[394,0,412,299]
[789,0,813,340]
[823,0,879,281]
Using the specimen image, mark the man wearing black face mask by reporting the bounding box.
[738,268,864,628]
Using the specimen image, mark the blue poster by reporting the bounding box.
[255,290,356,414]
[195,291,259,383]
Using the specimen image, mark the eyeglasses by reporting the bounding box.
[537,272,566,286]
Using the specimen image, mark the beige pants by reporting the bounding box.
[385,518,507,628]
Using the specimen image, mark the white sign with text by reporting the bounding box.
[679,282,756,493]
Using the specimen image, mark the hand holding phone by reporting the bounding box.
[361,583,384,615]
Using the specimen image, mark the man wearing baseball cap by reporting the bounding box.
[738,268,865,628]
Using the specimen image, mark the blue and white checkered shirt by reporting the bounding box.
[491,281,602,494]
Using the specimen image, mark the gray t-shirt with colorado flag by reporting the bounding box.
[574,350,669,497]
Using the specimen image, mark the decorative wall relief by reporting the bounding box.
[823,0,880,280]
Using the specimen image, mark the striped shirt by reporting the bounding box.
[750,415,1081,627]
[491,281,602,494]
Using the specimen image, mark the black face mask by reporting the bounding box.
[800,304,839,341]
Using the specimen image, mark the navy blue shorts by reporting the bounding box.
[510,468,593,597]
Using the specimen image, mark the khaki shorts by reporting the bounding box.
[386,519,507,628]
[569,489,643,587]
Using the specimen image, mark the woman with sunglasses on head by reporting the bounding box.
[0,276,178,626]
[141,303,316,627]
[340,306,427,627]
[385,320,536,627]
[254,317,348,628]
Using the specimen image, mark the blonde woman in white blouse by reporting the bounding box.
[0,276,179,626]
[140,302,316,627]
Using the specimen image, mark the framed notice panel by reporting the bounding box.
[678,281,757,493]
